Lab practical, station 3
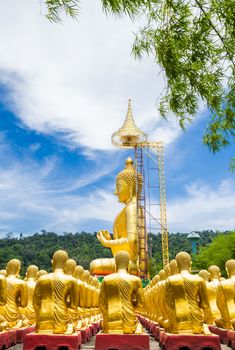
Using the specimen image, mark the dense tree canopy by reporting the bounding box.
[44,0,234,158]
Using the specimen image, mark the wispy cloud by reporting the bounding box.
[0,0,182,151]
[167,179,235,232]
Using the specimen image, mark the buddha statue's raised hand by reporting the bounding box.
[97,230,111,247]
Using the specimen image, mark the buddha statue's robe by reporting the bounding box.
[157,280,168,327]
[99,272,144,334]
[215,277,235,329]
[4,275,27,328]
[90,202,138,276]
[33,273,79,334]
[165,273,212,334]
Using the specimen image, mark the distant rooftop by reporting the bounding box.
[187,231,200,239]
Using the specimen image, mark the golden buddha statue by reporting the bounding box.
[0,273,8,331]
[157,269,168,327]
[99,251,144,334]
[169,259,179,276]
[73,265,86,330]
[33,250,79,334]
[164,252,212,334]
[215,259,235,330]
[206,265,221,323]
[4,259,28,328]
[90,158,142,277]
[199,270,210,282]
[36,270,48,279]
[24,265,39,325]
[64,259,80,333]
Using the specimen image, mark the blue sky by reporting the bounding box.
[0,0,234,237]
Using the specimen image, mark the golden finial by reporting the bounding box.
[111,99,147,148]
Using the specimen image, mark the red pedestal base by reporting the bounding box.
[152,324,160,341]
[208,325,228,344]
[95,332,150,350]
[92,322,100,334]
[160,333,221,350]
[227,330,235,349]
[81,327,91,343]
[0,330,17,349]
[23,332,82,350]
[17,326,36,343]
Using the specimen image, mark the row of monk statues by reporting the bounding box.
[0,248,234,338]
[142,252,235,334]
[0,250,101,334]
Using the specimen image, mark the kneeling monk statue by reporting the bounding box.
[90,157,142,276]
[99,251,144,334]
[33,250,79,334]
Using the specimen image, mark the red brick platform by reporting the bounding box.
[23,332,82,350]
[0,330,17,349]
[81,327,91,343]
[227,330,235,349]
[17,326,36,343]
[95,332,150,350]
[208,325,228,344]
[160,332,221,350]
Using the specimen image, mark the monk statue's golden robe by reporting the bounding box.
[164,252,212,334]
[24,265,38,325]
[33,250,79,334]
[4,259,28,328]
[0,274,7,331]
[99,251,144,334]
[215,260,235,330]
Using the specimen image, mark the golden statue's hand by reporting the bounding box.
[97,230,111,247]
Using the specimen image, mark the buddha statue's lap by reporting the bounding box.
[90,158,142,277]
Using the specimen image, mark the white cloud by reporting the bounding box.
[0,0,182,151]
[167,179,235,232]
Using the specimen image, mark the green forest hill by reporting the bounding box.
[0,230,234,278]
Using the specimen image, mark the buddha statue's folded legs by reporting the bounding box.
[90,258,116,276]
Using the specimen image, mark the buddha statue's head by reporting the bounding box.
[169,259,179,275]
[199,269,210,282]
[225,259,235,277]
[26,265,39,280]
[6,259,21,276]
[64,259,77,276]
[115,157,142,203]
[208,265,221,280]
[0,269,7,277]
[74,266,84,280]
[51,250,68,271]
[175,251,192,272]
[83,270,90,283]
[159,269,166,281]
[164,264,171,277]
[115,251,130,271]
[36,270,48,280]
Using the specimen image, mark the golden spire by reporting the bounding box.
[111,99,147,148]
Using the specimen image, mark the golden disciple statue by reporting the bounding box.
[164,252,212,334]
[206,265,221,323]
[99,251,144,334]
[33,250,79,334]
[0,273,8,331]
[4,259,28,329]
[24,265,39,325]
[90,158,142,276]
[215,259,235,330]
